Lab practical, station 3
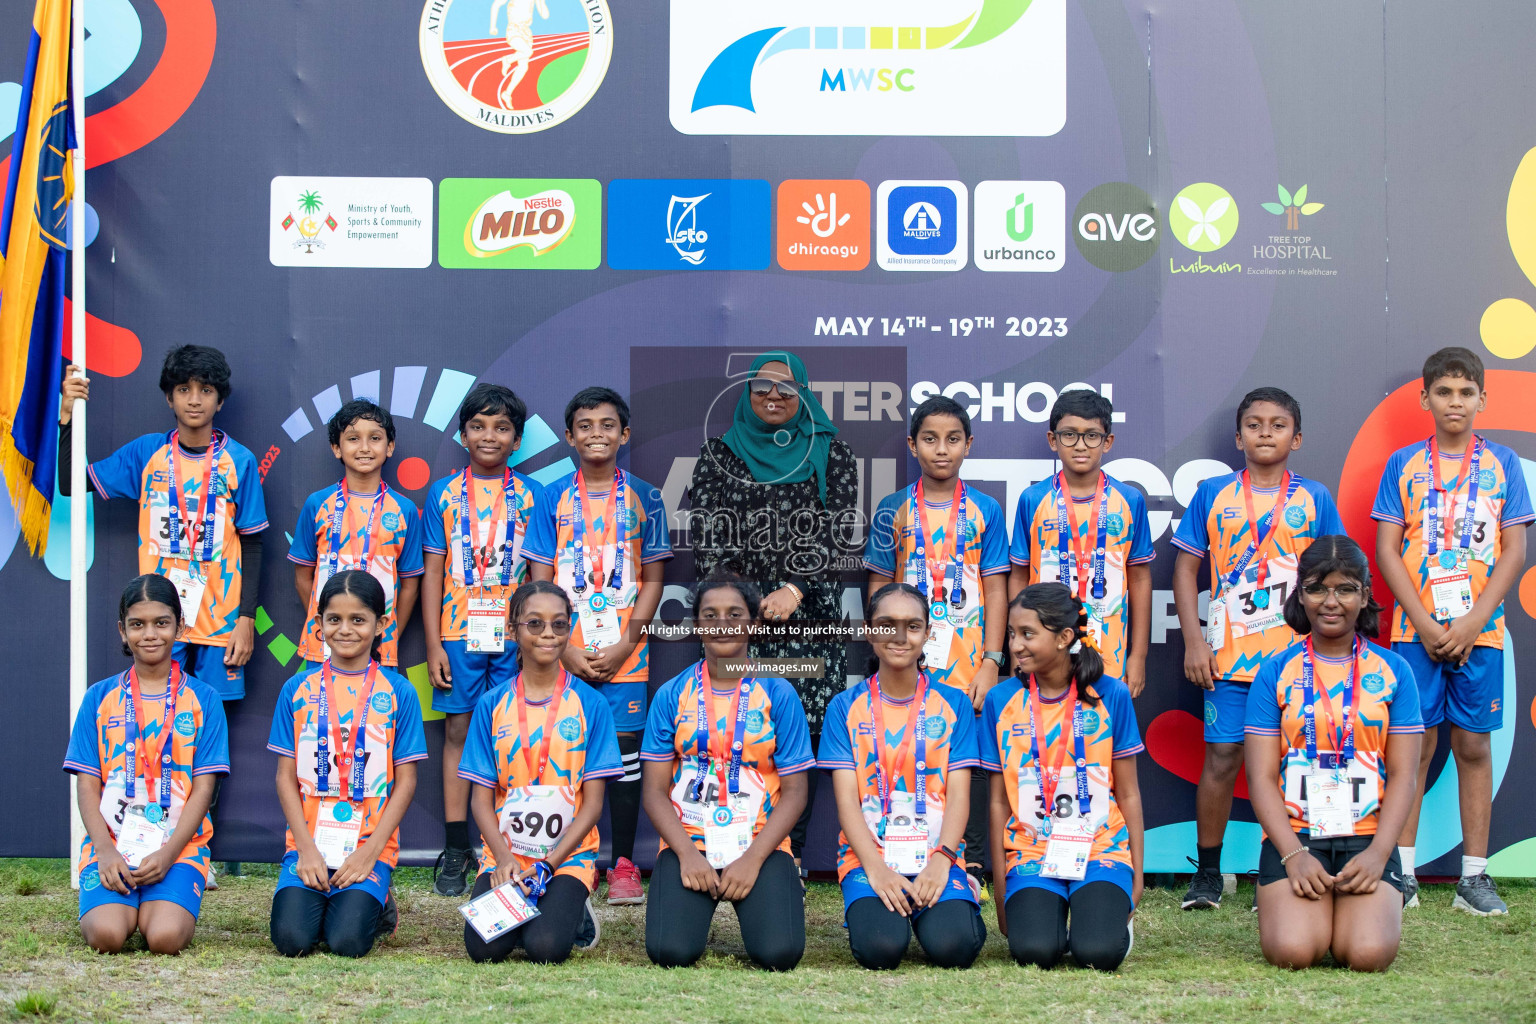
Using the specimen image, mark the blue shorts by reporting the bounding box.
[1393,642,1503,732]
[596,680,647,733]
[840,862,977,913]
[78,861,206,920]
[1004,857,1134,905]
[275,850,393,906]
[174,640,244,701]
[434,639,520,715]
[1203,678,1250,743]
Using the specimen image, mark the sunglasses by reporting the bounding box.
[749,380,799,399]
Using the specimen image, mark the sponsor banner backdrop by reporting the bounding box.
[3,0,1536,878]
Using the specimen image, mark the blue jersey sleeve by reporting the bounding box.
[1125,486,1155,565]
[1381,647,1425,733]
[266,676,303,756]
[1172,479,1214,557]
[1243,656,1285,736]
[1008,488,1037,566]
[397,498,426,577]
[863,490,901,577]
[191,684,231,776]
[1309,481,1347,537]
[640,674,684,762]
[456,690,499,788]
[63,681,108,777]
[978,493,1010,575]
[390,672,428,764]
[1100,678,1143,758]
[1498,446,1535,526]
[288,490,323,565]
[767,678,815,773]
[978,681,1013,771]
[638,480,673,563]
[87,434,156,501]
[580,684,625,779]
[520,481,560,565]
[422,481,449,555]
[1371,450,1408,525]
[230,443,269,533]
[817,689,856,769]
[945,687,980,767]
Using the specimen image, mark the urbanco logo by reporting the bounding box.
[974,180,1065,272]
[1072,183,1158,272]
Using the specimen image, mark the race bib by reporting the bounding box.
[1428,551,1474,620]
[1282,752,1380,837]
[1016,764,1111,842]
[165,565,208,626]
[313,798,363,869]
[1224,556,1298,638]
[670,762,767,832]
[452,516,520,588]
[1040,549,1127,649]
[148,489,225,562]
[498,785,575,860]
[467,597,507,653]
[460,879,540,941]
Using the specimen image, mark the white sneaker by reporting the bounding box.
[205,862,218,890]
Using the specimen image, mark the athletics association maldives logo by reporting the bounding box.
[419,0,613,134]
[669,0,1065,137]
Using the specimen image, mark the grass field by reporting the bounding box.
[0,860,1531,1024]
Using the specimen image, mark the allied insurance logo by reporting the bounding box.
[668,0,1066,137]
[1072,183,1158,272]
[877,180,968,272]
[419,0,612,134]
[438,178,601,269]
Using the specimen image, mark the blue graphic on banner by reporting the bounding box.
[607,179,771,270]
[886,185,959,256]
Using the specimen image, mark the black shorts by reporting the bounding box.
[1258,833,1405,894]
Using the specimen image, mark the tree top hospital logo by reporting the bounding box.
[419,0,612,134]
[668,0,1065,137]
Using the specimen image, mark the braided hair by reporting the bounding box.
[1008,582,1105,705]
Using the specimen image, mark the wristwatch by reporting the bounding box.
[981,651,1006,669]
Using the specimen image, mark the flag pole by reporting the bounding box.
[67,0,86,888]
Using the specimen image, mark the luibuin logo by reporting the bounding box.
[1170,183,1238,252]
[1261,184,1323,232]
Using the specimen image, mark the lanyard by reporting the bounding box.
[515,669,569,784]
[1300,637,1362,769]
[316,661,380,803]
[572,470,627,594]
[165,430,223,562]
[327,481,385,578]
[1055,472,1109,601]
[1220,471,1302,594]
[458,468,515,588]
[689,662,752,805]
[1027,677,1089,837]
[913,481,967,609]
[1426,436,1483,558]
[868,673,929,819]
[121,664,184,807]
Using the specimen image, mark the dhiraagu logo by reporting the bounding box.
[668,0,1065,137]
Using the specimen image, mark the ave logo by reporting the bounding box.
[1072,183,1159,271]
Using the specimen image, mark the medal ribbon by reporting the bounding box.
[515,669,570,784]
[1027,677,1090,838]
[1056,472,1109,601]
[326,481,385,578]
[1426,436,1483,559]
[572,470,627,595]
[1220,472,1303,595]
[689,661,752,806]
[165,429,223,562]
[868,673,929,819]
[1301,636,1362,768]
[316,661,380,803]
[121,664,184,808]
[458,468,515,589]
[913,481,967,609]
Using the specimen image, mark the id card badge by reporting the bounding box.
[460,879,541,941]
[114,802,171,868]
[1205,598,1227,653]
[880,791,930,875]
[499,785,575,860]
[924,601,956,666]
[313,799,363,869]
[703,795,755,869]
[1041,816,1093,880]
[466,597,507,653]
[578,591,623,650]
[1428,552,1474,620]
[1306,769,1354,838]
[165,565,207,626]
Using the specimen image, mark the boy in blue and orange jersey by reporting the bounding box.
[526,386,673,905]
[289,399,424,672]
[1372,347,1532,915]
[421,383,543,897]
[1009,389,1154,693]
[1172,386,1344,909]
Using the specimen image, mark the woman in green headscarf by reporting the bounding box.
[689,352,859,870]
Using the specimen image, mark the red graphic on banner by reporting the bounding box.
[442,33,589,111]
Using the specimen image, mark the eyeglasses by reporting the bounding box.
[1301,583,1363,600]
[517,618,571,635]
[749,380,799,399]
[1053,429,1107,449]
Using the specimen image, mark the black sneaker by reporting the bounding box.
[380,887,399,937]
[1181,858,1224,910]
[574,896,601,951]
[433,847,476,898]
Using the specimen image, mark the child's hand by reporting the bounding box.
[96,849,134,895]
[225,616,255,666]
[427,642,453,689]
[296,847,331,892]
[560,645,601,681]
[330,847,378,891]
[1184,640,1218,690]
[584,641,633,681]
[1124,653,1147,698]
[59,366,89,424]
[1432,617,1481,667]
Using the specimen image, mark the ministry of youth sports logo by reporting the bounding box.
[419,0,612,134]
